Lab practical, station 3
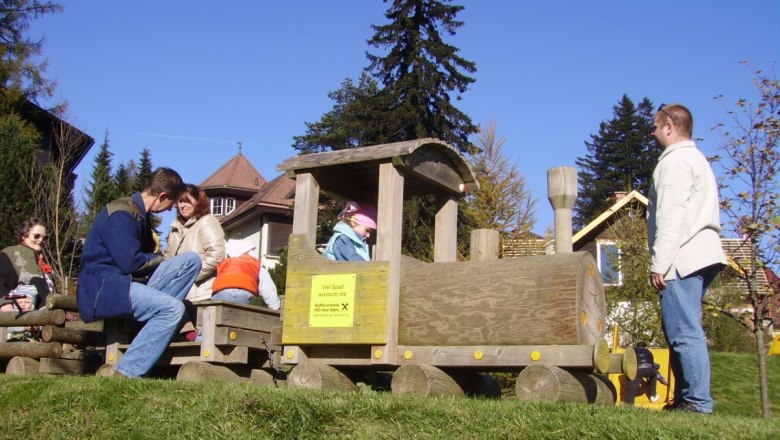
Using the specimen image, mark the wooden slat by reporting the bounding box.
[281,235,389,345]
[213,327,271,350]
[395,345,599,369]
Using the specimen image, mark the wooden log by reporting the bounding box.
[5,356,41,375]
[0,308,66,327]
[287,362,356,391]
[515,365,587,403]
[569,371,616,405]
[0,342,63,360]
[96,363,117,377]
[398,251,606,347]
[65,320,105,332]
[547,166,577,254]
[250,369,287,388]
[448,370,502,398]
[41,325,106,346]
[391,364,465,397]
[177,361,246,383]
[621,348,637,380]
[38,358,101,375]
[45,294,79,312]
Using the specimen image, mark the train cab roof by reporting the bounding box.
[277,138,478,201]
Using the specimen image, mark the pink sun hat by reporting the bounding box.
[352,205,377,230]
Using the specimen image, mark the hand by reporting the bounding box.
[650,272,666,290]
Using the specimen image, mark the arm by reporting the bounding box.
[333,235,363,262]
[99,211,159,275]
[259,266,280,310]
[650,158,693,279]
[196,216,226,282]
[0,252,18,297]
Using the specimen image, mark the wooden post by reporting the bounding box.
[5,356,41,375]
[373,162,404,364]
[547,166,577,254]
[0,308,66,327]
[291,172,320,245]
[434,195,458,263]
[287,362,356,391]
[470,229,499,261]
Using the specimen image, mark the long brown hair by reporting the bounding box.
[176,184,211,222]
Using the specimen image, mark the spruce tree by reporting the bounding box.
[113,162,133,197]
[0,113,40,245]
[0,0,62,110]
[367,0,478,154]
[83,133,117,226]
[574,95,657,229]
[132,147,152,192]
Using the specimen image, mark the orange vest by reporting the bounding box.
[212,254,260,295]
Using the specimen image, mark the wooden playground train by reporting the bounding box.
[0,138,639,404]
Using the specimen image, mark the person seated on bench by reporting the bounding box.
[1,217,55,311]
[322,201,377,262]
[211,239,280,310]
[77,167,201,378]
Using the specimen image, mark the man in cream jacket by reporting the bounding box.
[647,103,726,414]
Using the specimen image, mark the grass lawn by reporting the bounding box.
[0,352,777,439]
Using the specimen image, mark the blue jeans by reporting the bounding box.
[659,265,720,413]
[116,252,201,377]
[211,288,253,304]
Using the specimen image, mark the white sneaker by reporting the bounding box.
[650,394,660,403]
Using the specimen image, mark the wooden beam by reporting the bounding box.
[38,358,101,375]
[434,195,457,262]
[292,172,320,244]
[41,325,106,346]
[0,342,62,360]
[45,294,79,311]
[470,229,499,261]
[0,309,66,327]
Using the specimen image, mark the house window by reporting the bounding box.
[210,197,236,216]
[597,240,622,286]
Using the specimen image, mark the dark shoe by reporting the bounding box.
[675,401,711,414]
[662,401,679,411]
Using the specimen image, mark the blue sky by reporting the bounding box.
[30,1,780,235]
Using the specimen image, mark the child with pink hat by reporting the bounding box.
[322,201,377,261]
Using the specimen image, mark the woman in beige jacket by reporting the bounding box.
[164,184,226,302]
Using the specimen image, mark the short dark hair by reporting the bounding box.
[144,167,185,199]
[177,184,212,222]
[18,217,47,242]
[657,103,693,138]
[636,341,648,348]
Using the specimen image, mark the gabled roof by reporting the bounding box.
[220,172,295,227]
[573,190,648,248]
[201,152,266,193]
[720,238,772,295]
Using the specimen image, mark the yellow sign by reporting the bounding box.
[309,274,356,327]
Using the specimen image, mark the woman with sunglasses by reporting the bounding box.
[0,217,55,315]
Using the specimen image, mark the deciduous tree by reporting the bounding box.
[710,64,778,418]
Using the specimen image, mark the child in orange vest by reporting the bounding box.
[211,239,280,310]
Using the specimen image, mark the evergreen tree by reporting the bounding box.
[83,133,117,226]
[0,112,40,245]
[574,95,657,229]
[367,0,478,154]
[0,0,62,109]
[132,147,152,192]
[113,162,133,197]
[293,73,388,153]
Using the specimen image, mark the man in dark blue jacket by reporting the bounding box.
[78,167,201,377]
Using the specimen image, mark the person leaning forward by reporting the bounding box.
[647,103,726,414]
[77,167,201,378]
